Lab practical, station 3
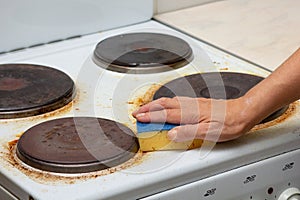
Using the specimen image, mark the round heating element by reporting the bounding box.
[0,64,75,119]
[153,72,288,123]
[93,32,193,73]
[16,117,139,173]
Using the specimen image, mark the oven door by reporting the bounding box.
[139,149,300,200]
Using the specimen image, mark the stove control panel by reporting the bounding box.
[140,148,300,200]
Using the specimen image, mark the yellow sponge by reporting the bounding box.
[136,122,202,151]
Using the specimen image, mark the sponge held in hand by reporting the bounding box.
[136,121,202,151]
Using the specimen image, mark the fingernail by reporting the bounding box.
[136,113,146,118]
[168,129,177,140]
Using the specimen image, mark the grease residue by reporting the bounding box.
[132,84,161,108]
[1,139,147,185]
[251,101,298,132]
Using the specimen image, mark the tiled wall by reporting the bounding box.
[154,0,222,14]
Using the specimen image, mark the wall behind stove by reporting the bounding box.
[0,0,153,53]
[154,0,223,14]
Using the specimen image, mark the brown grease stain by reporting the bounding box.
[1,139,146,185]
[0,88,150,185]
[133,84,161,108]
[251,101,298,132]
[1,82,297,185]
[219,67,229,71]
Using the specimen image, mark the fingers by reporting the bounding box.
[167,124,208,142]
[134,110,167,123]
[132,101,163,117]
[133,97,201,124]
[132,97,180,117]
[135,109,185,124]
[167,123,225,142]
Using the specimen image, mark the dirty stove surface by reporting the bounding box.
[0,21,299,200]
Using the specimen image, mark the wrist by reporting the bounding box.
[237,94,266,128]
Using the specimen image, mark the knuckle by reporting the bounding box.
[159,97,170,106]
[172,96,180,101]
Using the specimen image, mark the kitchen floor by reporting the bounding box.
[155,0,300,70]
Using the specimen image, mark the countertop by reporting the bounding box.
[155,0,300,70]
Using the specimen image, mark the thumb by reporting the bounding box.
[167,124,202,142]
[168,123,222,142]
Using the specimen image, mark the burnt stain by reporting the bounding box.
[0,77,29,91]
[251,101,298,131]
[1,139,145,185]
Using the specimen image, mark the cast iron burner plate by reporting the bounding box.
[153,72,288,124]
[93,32,193,74]
[0,64,75,119]
[16,117,139,173]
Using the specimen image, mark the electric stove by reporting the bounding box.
[0,4,299,200]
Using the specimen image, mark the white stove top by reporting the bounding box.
[0,20,299,200]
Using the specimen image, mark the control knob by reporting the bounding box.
[278,188,300,200]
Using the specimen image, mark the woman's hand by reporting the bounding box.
[132,96,257,142]
[133,48,300,143]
